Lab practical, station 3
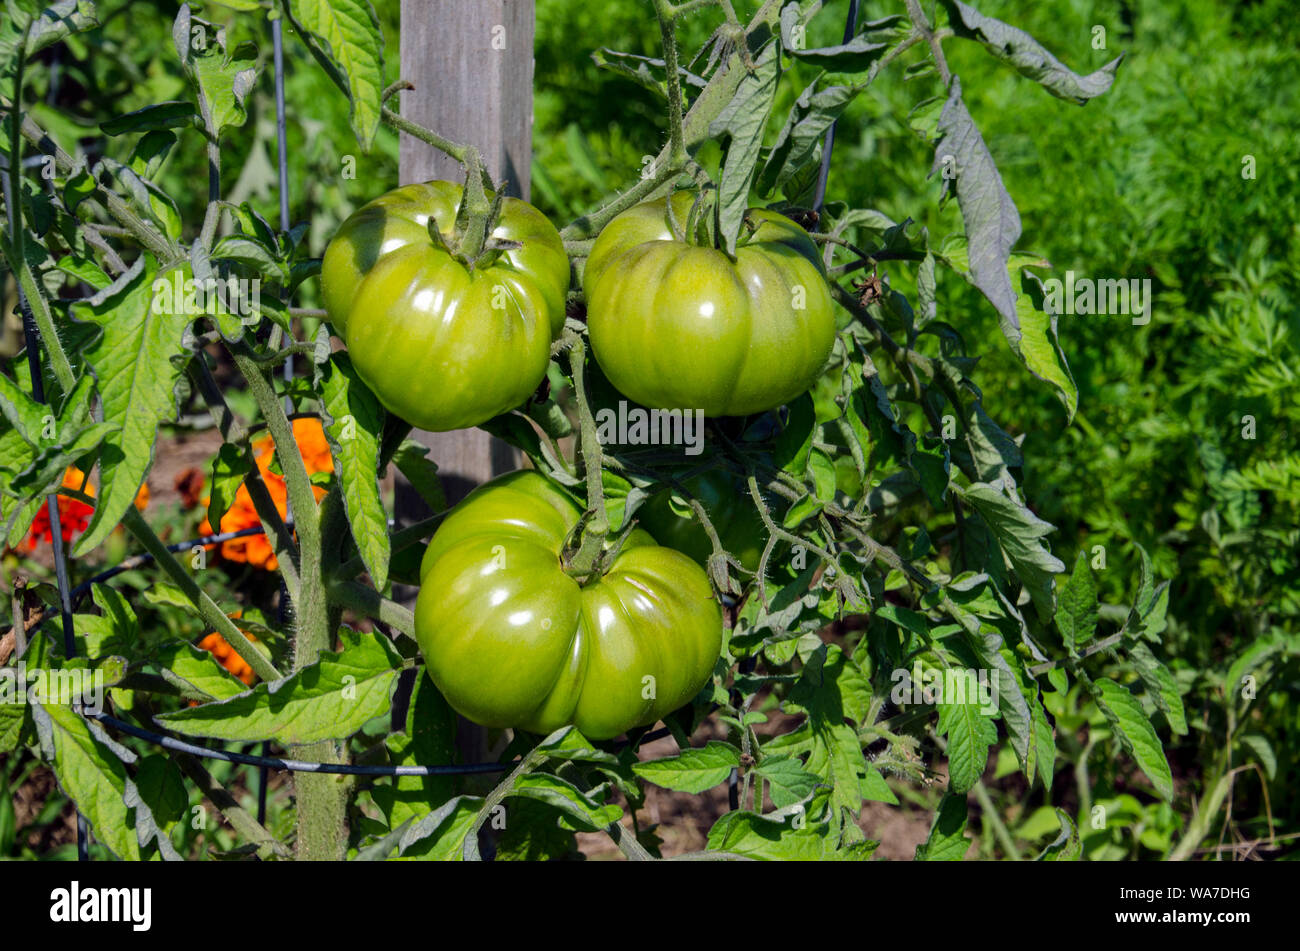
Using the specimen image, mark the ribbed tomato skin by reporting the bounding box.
[414,471,722,740]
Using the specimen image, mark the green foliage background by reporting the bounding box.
[530,0,1300,858]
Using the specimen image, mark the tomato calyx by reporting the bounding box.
[667,187,729,255]
[559,508,605,585]
[559,509,640,586]
[439,149,518,271]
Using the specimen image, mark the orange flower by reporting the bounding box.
[256,417,334,477]
[17,466,149,553]
[21,467,95,552]
[198,417,334,571]
[197,628,258,686]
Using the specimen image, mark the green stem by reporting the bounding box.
[198,119,221,251]
[1166,768,1233,861]
[559,0,786,242]
[903,0,952,86]
[670,0,720,15]
[561,333,609,580]
[227,344,341,860]
[18,115,177,261]
[11,247,76,392]
[187,359,301,599]
[1028,632,1125,676]
[380,106,468,162]
[454,146,493,262]
[561,163,681,243]
[6,45,76,393]
[744,473,838,565]
[78,221,128,275]
[461,730,570,860]
[121,507,281,682]
[653,0,687,164]
[229,346,322,594]
[1075,735,1096,826]
[972,780,1021,860]
[173,751,289,859]
[327,580,417,638]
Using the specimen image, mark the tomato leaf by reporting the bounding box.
[319,352,390,589]
[754,755,823,809]
[0,702,27,754]
[101,101,196,136]
[937,236,1078,419]
[1055,550,1098,650]
[708,40,779,255]
[0,0,98,85]
[292,0,385,151]
[70,258,192,556]
[936,693,997,794]
[1126,641,1188,735]
[372,671,458,831]
[705,792,876,860]
[390,439,446,514]
[915,792,971,860]
[758,77,865,196]
[398,795,483,860]
[1035,808,1082,861]
[778,4,896,72]
[939,0,1124,104]
[31,702,141,860]
[632,740,740,793]
[591,48,707,99]
[787,645,895,813]
[174,7,258,137]
[206,442,251,534]
[133,753,189,828]
[771,392,815,477]
[155,628,403,743]
[930,77,1022,331]
[1090,677,1174,801]
[153,640,250,701]
[506,773,622,832]
[960,482,1066,618]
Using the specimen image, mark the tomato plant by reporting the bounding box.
[2,0,1255,873]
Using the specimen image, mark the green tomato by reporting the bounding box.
[583,193,836,417]
[637,471,773,573]
[321,181,569,432]
[415,471,722,740]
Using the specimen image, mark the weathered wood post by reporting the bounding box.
[397,1,536,779]
[397,0,535,509]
